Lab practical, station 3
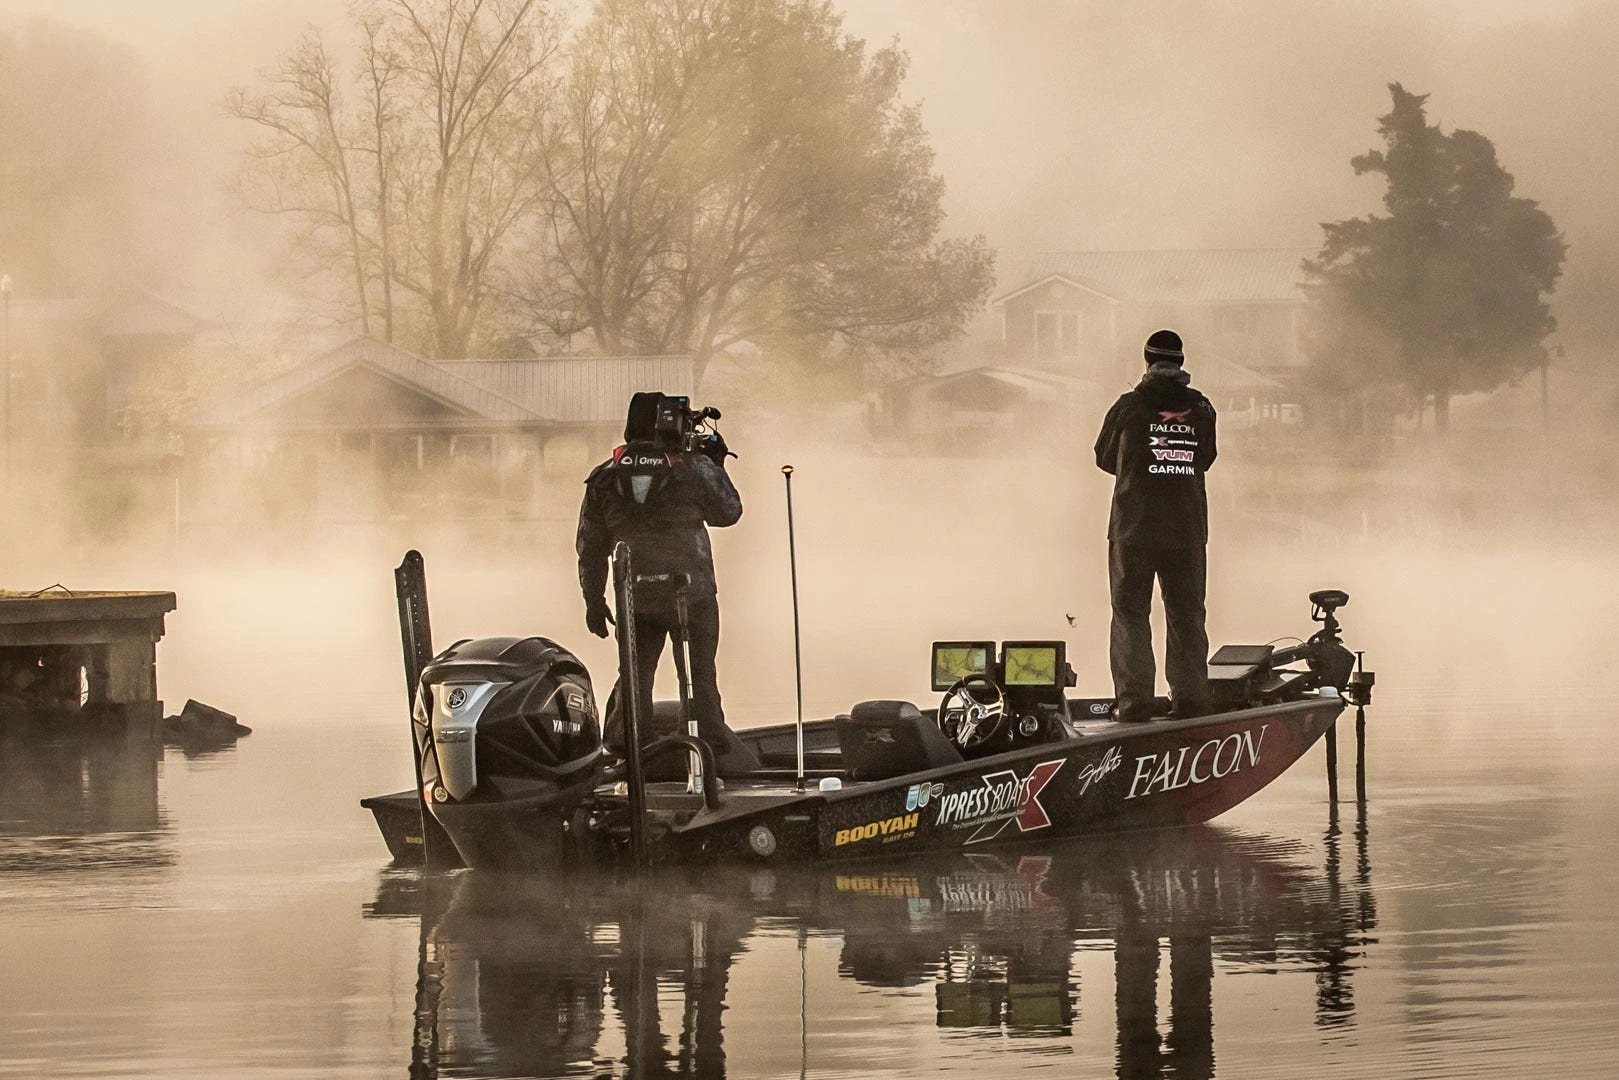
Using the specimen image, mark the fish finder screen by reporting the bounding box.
[932,642,992,691]
[1003,645,1060,687]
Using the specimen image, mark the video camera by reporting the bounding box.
[652,395,726,456]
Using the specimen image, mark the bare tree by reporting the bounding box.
[228,0,562,358]
[519,0,992,378]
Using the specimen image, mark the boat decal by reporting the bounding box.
[937,856,1054,913]
[1125,724,1269,800]
[835,811,921,847]
[1076,745,1123,796]
[834,874,922,899]
[905,781,944,812]
[934,759,1065,845]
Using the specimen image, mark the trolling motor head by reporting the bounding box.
[1309,589,1348,620]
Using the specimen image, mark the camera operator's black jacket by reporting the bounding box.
[577,444,743,605]
[1093,364,1218,547]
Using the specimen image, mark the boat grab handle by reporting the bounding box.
[604,735,722,810]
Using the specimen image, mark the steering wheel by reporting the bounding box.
[938,675,1007,751]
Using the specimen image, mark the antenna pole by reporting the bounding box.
[782,465,806,792]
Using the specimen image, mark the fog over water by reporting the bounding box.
[3,1,1619,1077]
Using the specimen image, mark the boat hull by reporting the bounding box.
[370,696,1343,870]
[664,697,1342,866]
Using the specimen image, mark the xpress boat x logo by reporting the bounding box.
[933,759,1065,844]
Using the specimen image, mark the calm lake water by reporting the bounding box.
[2,534,1617,1079]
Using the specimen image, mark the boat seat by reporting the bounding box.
[834,700,963,781]
[635,700,761,780]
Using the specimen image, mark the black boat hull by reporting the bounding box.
[368,696,1343,870]
[664,697,1341,866]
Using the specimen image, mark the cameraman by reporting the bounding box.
[576,392,747,769]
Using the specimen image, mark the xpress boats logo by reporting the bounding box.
[933,759,1065,844]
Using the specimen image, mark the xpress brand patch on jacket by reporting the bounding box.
[1093,367,1218,548]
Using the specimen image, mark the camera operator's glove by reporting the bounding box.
[701,430,733,467]
[585,596,615,639]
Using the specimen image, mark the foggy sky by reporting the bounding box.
[3,0,1617,340]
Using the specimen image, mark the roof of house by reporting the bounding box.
[193,336,543,428]
[439,355,694,423]
[1192,351,1288,392]
[192,338,696,430]
[994,249,1312,306]
[5,291,203,336]
[882,365,1107,406]
[99,293,204,338]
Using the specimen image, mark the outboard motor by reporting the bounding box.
[414,636,604,871]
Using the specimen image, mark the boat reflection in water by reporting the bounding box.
[374,814,1375,1079]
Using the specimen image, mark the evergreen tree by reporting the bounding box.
[1304,83,1566,431]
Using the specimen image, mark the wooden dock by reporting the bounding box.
[0,590,177,741]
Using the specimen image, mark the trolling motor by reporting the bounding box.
[1272,589,1376,804]
[1269,589,1358,694]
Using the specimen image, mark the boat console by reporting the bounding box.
[929,639,1078,756]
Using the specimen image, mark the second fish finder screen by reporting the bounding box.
[1003,645,1059,686]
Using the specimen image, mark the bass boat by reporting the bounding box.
[364,548,1374,872]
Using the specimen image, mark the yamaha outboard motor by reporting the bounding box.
[414,636,604,871]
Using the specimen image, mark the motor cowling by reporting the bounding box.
[414,636,606,872]
[416,636,602,804]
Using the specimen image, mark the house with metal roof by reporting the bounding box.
[870,366,1106,451]
[991,249,1310,424]
[183,338,692,525]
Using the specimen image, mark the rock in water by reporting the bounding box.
[163,699,253,751]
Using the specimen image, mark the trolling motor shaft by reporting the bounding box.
[635,571,705,796]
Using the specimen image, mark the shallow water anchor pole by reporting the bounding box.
[1325,719,1339,804]
[782,465,806,792]
[613,542,650,868]
[1354,705,1367,802]
[395,550,455,870]
[1351,651,1374,804]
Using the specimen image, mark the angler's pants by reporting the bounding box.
[604,593,728,748]
[1109,541,1211,720]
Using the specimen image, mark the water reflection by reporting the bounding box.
[373,817,1375,1078]
[0,723,171,878]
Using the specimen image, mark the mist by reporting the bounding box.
[0,0,1613,712]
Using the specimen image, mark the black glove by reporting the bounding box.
[585,596,615,638]
[701,430,732,466]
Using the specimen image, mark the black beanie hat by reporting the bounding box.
[1144,329,1184,365]
[624,391,663,441]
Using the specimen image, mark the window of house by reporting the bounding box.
[1061,313,1081,357]
[450,433,496,461]
[1035,312,1060,360]
[1035,311,1082,362]
[338,431,372,453]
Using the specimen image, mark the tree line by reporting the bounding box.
[227,0,994,376]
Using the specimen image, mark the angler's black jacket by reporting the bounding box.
[577,444,742,605]
[1093,366,1218,548]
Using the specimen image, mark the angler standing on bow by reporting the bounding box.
[1093,329,1219,722]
